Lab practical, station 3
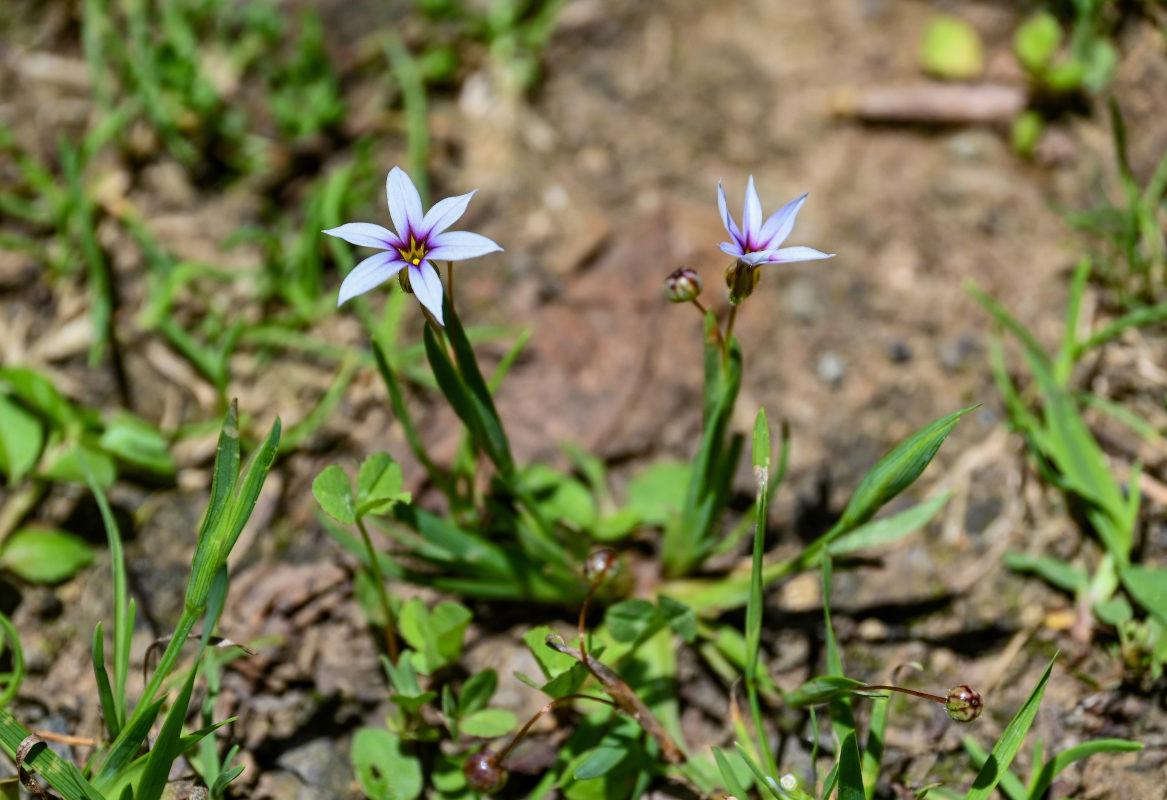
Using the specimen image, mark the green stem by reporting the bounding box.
[356,517,399,664]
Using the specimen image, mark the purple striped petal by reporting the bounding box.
[337,251,407,305]
[719,241,745,258]
[742,176,763,242]
[428,230,503,262]
[386,167,424,238]
[717,182,743,243]
[772,246,835,263]
[410,262,446,325]
[322,223,397,250]
[758,193,808,251]
[420,190,475,237]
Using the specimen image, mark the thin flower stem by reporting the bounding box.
[578,580,600,668]
[355,517,400,664]
[860,684,947,705]
[496,694,619,764]
[690,298,725,349]
[724,305,738,357]
[446,261,456,313]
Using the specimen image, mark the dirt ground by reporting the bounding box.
[2,0,1166,798]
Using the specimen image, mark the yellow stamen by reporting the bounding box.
[398,235,427,267]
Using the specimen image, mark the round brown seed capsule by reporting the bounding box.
[463,749,508,793]
[583,548,618,583]
[665,267,703,303]
[945,685,982,723]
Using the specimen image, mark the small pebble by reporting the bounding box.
[817,351,845,387]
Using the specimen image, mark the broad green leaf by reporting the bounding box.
[784,676,868,708]
[523,626,578,679]
[625,460,689,526]
[605,599,661,643]
[1014,11,1061,71]
[458,670,497,716]
[0,366,78,431]
[312,465,355,525]
[963,655,1056,800]
[1093,595,1133,626]
[920,15,984,80]
[389,692,437,714]
[459,708,516,739]
[1003,552,1088,593]
[41,442,116,488]
[356,453,408,517]
[1121,565,1167,624]
[97,414,174,475]
[658,596,696,643]
[352,727,422,800]
[400,599,472,674]
[573,742,628,780]
[0,395,43,482]
[0,527,93,583]
[522,465,597,530]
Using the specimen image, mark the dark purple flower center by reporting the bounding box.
[398,234,428,266]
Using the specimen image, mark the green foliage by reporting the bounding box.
[971,274,1167,673]
[0,404,276,799]
[0,527,94,584]
[352,728,423,800]
[399,599,473,674]
[1065,102,1167,305]
[919,16,985,80]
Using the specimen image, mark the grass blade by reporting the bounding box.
[963,654,1057,800]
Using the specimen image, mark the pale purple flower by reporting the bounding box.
[717,176,834,267]
[323,167,502,325]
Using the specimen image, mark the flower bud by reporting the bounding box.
[725,259,759,305]
[463,750,508,793]
[945,685,982,722]
[583,548,618,583]
[398,268,414,295]
[665,268,703,303]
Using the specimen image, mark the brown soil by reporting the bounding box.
[2,1,1166,798]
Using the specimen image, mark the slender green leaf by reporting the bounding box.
[963,655,1057,800]
[1027,738,1142,798]
[443,296,514,477]
[838,730,865,800]
[91,623,120,740]
[833,407,975,536]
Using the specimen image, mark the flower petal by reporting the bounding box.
[386,167,424,238]
[428,230,503,262]
[719,241,745,258]
[771,246,835,263]
[337,251,406,305]
[742,176,763,242]
[410,262,446,325]
[420,190,475,237]
[757,193,808,251]
[322,223,397,250]
[717,182,743,243]
[741,250,775,266]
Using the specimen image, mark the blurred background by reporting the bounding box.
[1,1,1165,797]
